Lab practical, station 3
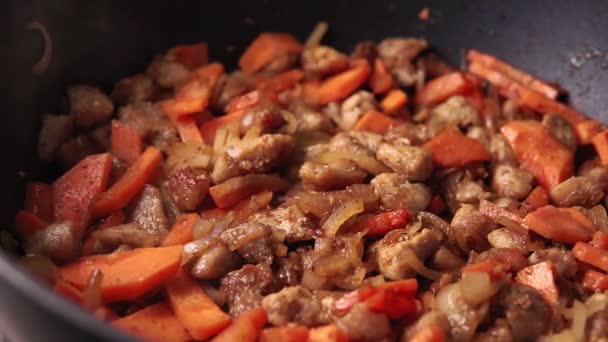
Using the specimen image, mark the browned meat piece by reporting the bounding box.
[220,263,274,316]
[542,114,576,151]
[450,204,495,253]
[167,167,210,211]
[419,52,456,78]
[239,102,286,134]
[86,223,159,254]
[89,123,112,151]
[38,115,74,162]
[165,142,213,173]
[301,45,350,77]
[111,74,158,105]
[550,175,605,208]
[215,71,257,109]
[491,163,534,200]
[528,248,577,278]
[442,170,489,212]
[56,135,101,170]
[428,96,480,135]
[486,228,531,251]
[329,132,376,156]
[220,222,276,264]
[289,102,334,133]
[586,309,608,342]
[350,41,377,64]
[191,244,241,280]
[68,85,114,128]
[145,55,190,88]
[383,122,431,146]
[25,222,80,263]
[262,286,332,326]
[370,173,432,211]
[466,126,490,150]
[474,319,513,342]
[275,252,303,286]
[347,131,383,152]
[429,246,465,271]
[489,133,517,163]
[249,205,314,242]
[299,159,367,191]
[499,284,551,341]
[402,311,451,342]
[211,133,295,184]
[130,185,168,235]
[118,102,179,152]
[338,91,377,130]
[337,303,391,341]
[376,143,433,181]
[377,37,428,87]
[587,205,608,232]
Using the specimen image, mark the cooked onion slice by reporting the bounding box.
[305,21,328,48]
[322,199,364,238]
[27,21,53,76]
[83,269,103,311]
[402,249,443,280]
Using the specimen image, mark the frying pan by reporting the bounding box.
[1,0,607,340]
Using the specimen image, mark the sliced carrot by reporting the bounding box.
[501,120,574,190]
[581,270,608,292]
[573,242,608,273]
[200,208,228,220]
[352,110,402,135]
[113,302,191,342]
[575,120,602,145]
[522,206,596,243]
[111,120,143,164]
[515,261,559,305]
[257,69,305,94]
[92,147,163,218]
[259,326,309,342]
[317,59,372,104]
[173,115,204,143]
[54,278,84,304]
[239,33,303,74]
[60,246,182,303]
[160,96,208,119]
[524,186,549,210]
[590,231,608,251]
[161,213,201,247]
[410,325,446,342]
[592,129,608,167]
[199,110,245,144]
[380,89,408,116]
[369,58,394,95]
[334,279,418,314]
[427,195,447,215]
[168,42,209,69]
[463,86,484,113]
[226,90,275,113]
[467,49,559,99]
[209,174,289,208]
[24,182,53,222]
[352,209,409,236]
[14,210,48,240]
[462,259,508,281]
[366,290,418,319]
[308,324,348,342]
[211,307,267,342]
[414,72,474,106]
[423,127,490,168]
[193,63,225,83]
[53,153,113,230]
[166,274,231,340]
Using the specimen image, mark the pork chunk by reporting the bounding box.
[450,204,495,253]
[299,159,367,191]
[131,185,168,235]
[262,286,332,326]
[491,163,534,200]
[250,205,314,242]
[111,74,158,105]
[428,96,480,135]
[145,56,190,88]
[376,143,433,181]
[191,244,241,280]
[370,173,432,211]
[68,85,114,128]
[167,167,210,211]
[38,115,74,162]
[26,222,80,263]
[220,264,274,316]
[339,91,377,130]
[301,45,350,77]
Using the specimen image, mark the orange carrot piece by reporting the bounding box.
[257,69,305,94]
[501,120,574,190]
[592,129,608,167]
[410,325,446,342]
[14,210,48,240]
[53,153,113,230]
[427,195,447,215]
[334,279,418,314]
[259,326,309,342]
[239,33,303,74]
[352,209,409,236]
[24,182,53,222]
[166,274,231,340]
[173,115,204,143]
[199,208,228,220]
[161,213,201,247]
[211,307,267,342]
[160,97,208,119]
[92,147,163,218]
[308,324,348,342]
[209,174,289,208]
[380,89,408,116]
[54,278,84,304]
[524,186,549,210]
[199,110,245,144]
[317,59,372,104]
[575,120,602,145]
[193,63,225,83]
[168,43,209,69]
[226,90,271,113]
[352,110,402,135]
[60,246,182,303]
[423,127,490,168]
[461,260,508,281]
[582,270,608,292]
[573,242,608,273]
[467,49,559,99]
[463,86,485,113]
[591,231,608,251]
[515,261,559,305]
[522,206,596,243]
[369,58,394,95]
[113,302,191,342]
[414,72,474,105]
[111,120,143,165]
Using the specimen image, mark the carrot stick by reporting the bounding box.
[239,33,303,74]
[410,325,446,342]
[317,59,372,104]
[209,174,289,208]
[334,279,418,314]
[161,213,201,247]
[582,270,608,291]
[524,186,549,210]
[199,111,245,144]
[522,206,596,243]
[60,246,183,303]
[211,307,267,342]
[53,153,113,230]
[501,120,574,190]
[575,120,602,145]
[111,120,143,164]
[259,326,309,342]
[352,209,409,236]
[467,49,559,99]
[463,86,485,113]
[380,89,408,115]
[592,129,608,167]
[352,110,402,135]
[160,97,208,119]
[308,324,348,342]
[168,43,209,69]
[257,69,305,94]
[14,210,48,240]
[414,72,474,105]
[193,63,225,83]
[423,127,490,167]
[226,90,275,113]
[24,182,53,222]
[515,261,559,305]
[54,278,85,304]
[173,115,204,143]
[461,260,508,281]
[113,302,191,342]
[92,147,163,218]
[369,58,394,95]
[166,274,231,340]
[590,231,608,251]
[573,242,608,272]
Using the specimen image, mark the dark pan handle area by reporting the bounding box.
[1,0,607,340]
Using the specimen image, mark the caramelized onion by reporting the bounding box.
[182,237,217,266]
[305,21,328,48]
[316,151,390,175]
[302,268,328,290]
[402,249,443,280]
[322,200,364,238]
[332,267,366,290]
[83,269,103,311]
[27,21,53,76]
